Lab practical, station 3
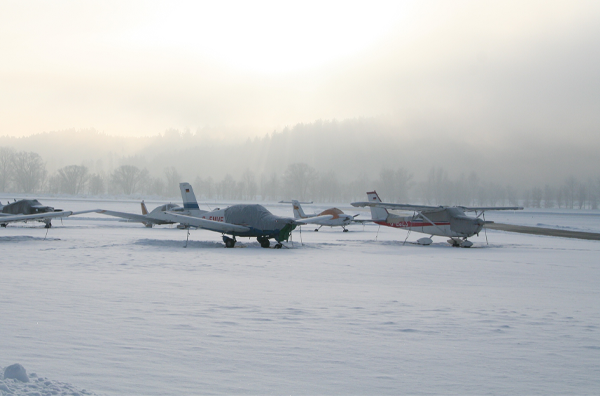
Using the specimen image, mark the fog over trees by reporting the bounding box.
[1,118,599,209]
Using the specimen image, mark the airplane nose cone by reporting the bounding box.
[474,218,485,233]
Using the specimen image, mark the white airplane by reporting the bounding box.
[159,183,332,248]
[281,200,361,232]
[351,191,523,247]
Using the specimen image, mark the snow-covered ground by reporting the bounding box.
[1,197,599,395]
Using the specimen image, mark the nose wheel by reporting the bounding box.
[223,236,236,248]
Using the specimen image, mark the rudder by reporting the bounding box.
[180,182,200,210]
[291,200,307,219]
[366,191,388,221]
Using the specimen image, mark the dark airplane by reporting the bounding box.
[1,199,63,228]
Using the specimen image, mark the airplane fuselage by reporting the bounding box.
[195,204,296,241]
[380,207,485,238]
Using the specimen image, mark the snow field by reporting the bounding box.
[1,199,599,395]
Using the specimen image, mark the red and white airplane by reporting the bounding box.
[351,191,522,247]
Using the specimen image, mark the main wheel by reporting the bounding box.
[274,243,283,249]
[258,237,270,248]
[224,237,236,248]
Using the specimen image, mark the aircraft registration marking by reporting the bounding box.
[202,216,224,222]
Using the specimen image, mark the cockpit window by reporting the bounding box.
[159,203,180,211]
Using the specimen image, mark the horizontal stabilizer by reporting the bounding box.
[293,214,333,225]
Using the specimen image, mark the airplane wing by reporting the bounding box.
[0,210,74,224]
[351,202,441,211]
[160,212,250,233]
[486,223,600,240]
[71,209,102,215]
[292,214,333,225]
[458,206,524,212]
[96,210,164,224]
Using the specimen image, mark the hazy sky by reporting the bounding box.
[1,0,600,140]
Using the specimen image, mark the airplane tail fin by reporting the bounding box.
[366,191,388,221]
[180,182,200,210]
[291,200,307,219]
[141,200,148,215]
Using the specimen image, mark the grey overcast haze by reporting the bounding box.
[1,0,600,190]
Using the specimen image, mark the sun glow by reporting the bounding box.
[122,1,408,73]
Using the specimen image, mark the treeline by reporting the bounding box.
[1,146,599,209]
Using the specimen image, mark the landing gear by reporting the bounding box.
[342,226,349,232]
[314,225,322,232]
[223,235,236,248]
[447,238,472,248]
[274,243,283,249]
[44,222,52,229]
[257,236,270,248]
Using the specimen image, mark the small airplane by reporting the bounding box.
[159,183,333,248]
[0,199,96,228]
[281,200,363,232]
[351,191,523,247]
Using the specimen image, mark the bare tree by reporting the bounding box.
[531,187,543,208]
[283,163,317,201]
[378,167,413,203]
[315,171,340,202]
[145,176,166,196]
[58,165,89,195]
[111,165,149,195]
[241,169,258,200]
[0,147,15,192]
[194,176,215,199]
[11,151,47,193]
[543,185,555,208]
[564,176,577,209]
[218,174,236,199]
[260,173,280,201]
[578,183,587,209]
[88,174,105,195]
[164,166,181,197]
